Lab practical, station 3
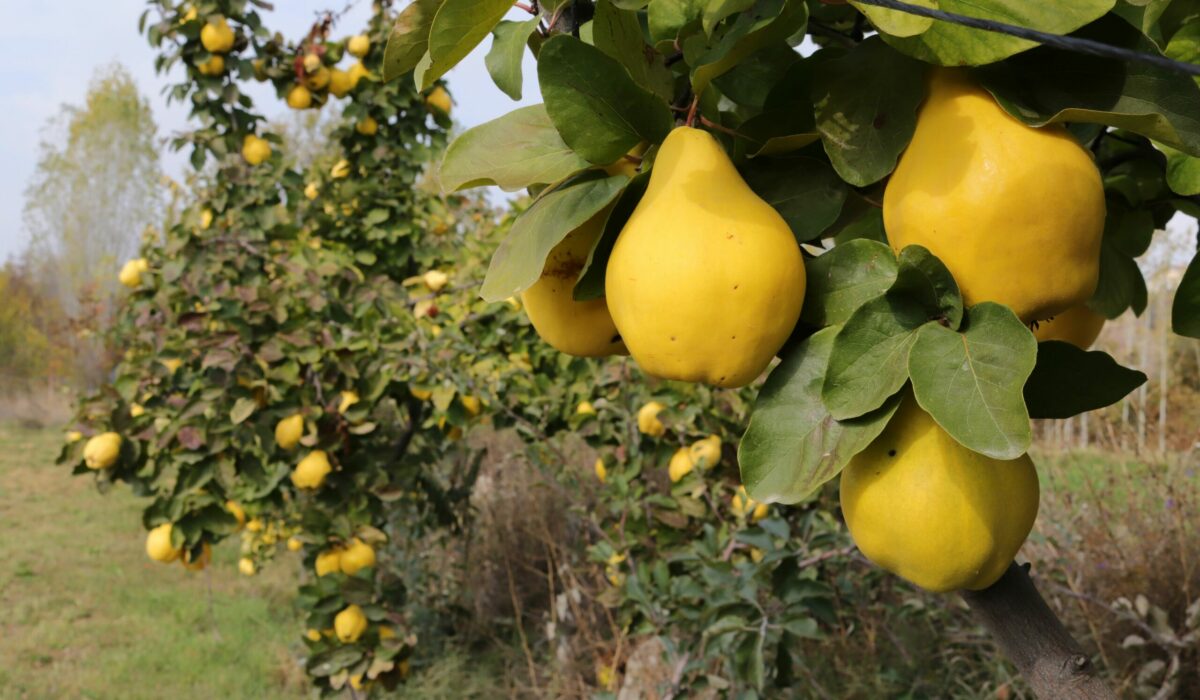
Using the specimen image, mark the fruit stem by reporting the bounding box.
[961,562,1116,700]
[685,96,699,128]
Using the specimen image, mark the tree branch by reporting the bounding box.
[961,562,1116,700]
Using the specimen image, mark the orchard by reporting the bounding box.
[58,0,1200,698]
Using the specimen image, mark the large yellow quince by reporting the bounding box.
[197,55,225,77]
[668,447,695,483]
[840,395,1039,592]
[334,604,368,643]
[689,435,722,470]
[521,208,627,358]
[291,450,331,489]
[884,69,1105,323]
[83,432,121,469]
[200,17,235,54]
[1033,305,1106,349]
[118,259,145,288]
[275,413,304,450]
[606,127,805,387]
[328,68,353,98]
[146,523,181,563]
[339,538,376,575]
[636,401,665,437]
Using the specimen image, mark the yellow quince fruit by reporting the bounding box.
[422,270,449,292]
[884,69,1104,323]
[338,391,359,414]
[424,85,451,116]
[304,66,330,91]
[286,84,312,110]
[840,394,1039,592]
[287,536,303,552]
[346,61,370,89]
[225,500,247,529]
[330,159,351,179]
[200,17,235,53]
[291,450,331,489]
[576,401,596,415]
[119,259,146,288]
[328,68,353,98]
[1033,305,1106,349]
[521,208,627,357]
[339,538,376,575]
[146,523,181,563]
[689,435,722,470]
[315,548,343,576]
[83,432,121,469]
[594,457,607,483]
[305,628,322,642]
[668,447,695,483]
[347,34,370,58]
[197,55,225,76]
[636,401,665,437]
[241,134,271,166]
[238,557,256,576]
[606,127,805,387]
[181,542,211,572]
[356,116,378,136]
[275,413,304,450]
[334,604,368,643]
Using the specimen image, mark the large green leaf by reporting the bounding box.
[1173,252,1200,338]
[1156,142,1200,196]
[738,57,821,158]
[890,245,963,330]
[909,302,1036,459]
[800,239,898,327]
[575,171,650,301]
[593,0,674,100]
[849,0,934,38]
[1164,18,1200,88]
[382,0,443,81]
[976,16,1200,157]
[684,0,808,98]
[882,0,1114,66]
[440,105,592,193]
[485,19,539,101]
[822,295,929,420]
[740,327,901,504]
[480,174,628,302]
[418,0,512,89]
[1024,341,1146,418]
[740,157,847,244]
[1090,203,1151,319]
[813,37,925,186]
[648,0,704,44]
[538,35,674,165]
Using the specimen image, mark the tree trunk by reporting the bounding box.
[962,563,1116,700]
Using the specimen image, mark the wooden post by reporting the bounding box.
[962,563,1116,700]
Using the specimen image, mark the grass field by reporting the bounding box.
[0,424,306,700]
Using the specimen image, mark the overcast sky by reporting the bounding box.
[0,1,538,263]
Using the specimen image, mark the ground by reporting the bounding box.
[0,424,305,700]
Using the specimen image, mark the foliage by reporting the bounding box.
[60,0,1200,697]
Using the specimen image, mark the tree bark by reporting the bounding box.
[962,562,1116,700]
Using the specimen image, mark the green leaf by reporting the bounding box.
[738,57,820,158]
[419,0,512,90]
[382,0,443,81]
[739,327,901,504]
[740,157,847,244]
[849,0,934,38]
[648,0,704,44]
[440,105,592,192]
[685,0,808,98]
[822,295,929,420]
[800,239,898,327]
[890,245,963,330]
[1091,206,1150,319]
[308,647,365,677]
[1164,19,1200,88]
[1173,252,1200,338]
[593,0,674,101]
[1156,141,1200,196]
[908,303,1036,459]
[1024,341,1147,418]
[813,37,925,186]
[575,171,650,301]
[480,174,628,301]
[230,397,258,425]
[883,0,1113,66]
[975,16,1200,157]
[485,19,538,100]
[538,35,674,165]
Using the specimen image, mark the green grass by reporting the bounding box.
[0,424,307,700]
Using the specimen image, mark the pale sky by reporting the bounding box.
[0,2,539,262]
